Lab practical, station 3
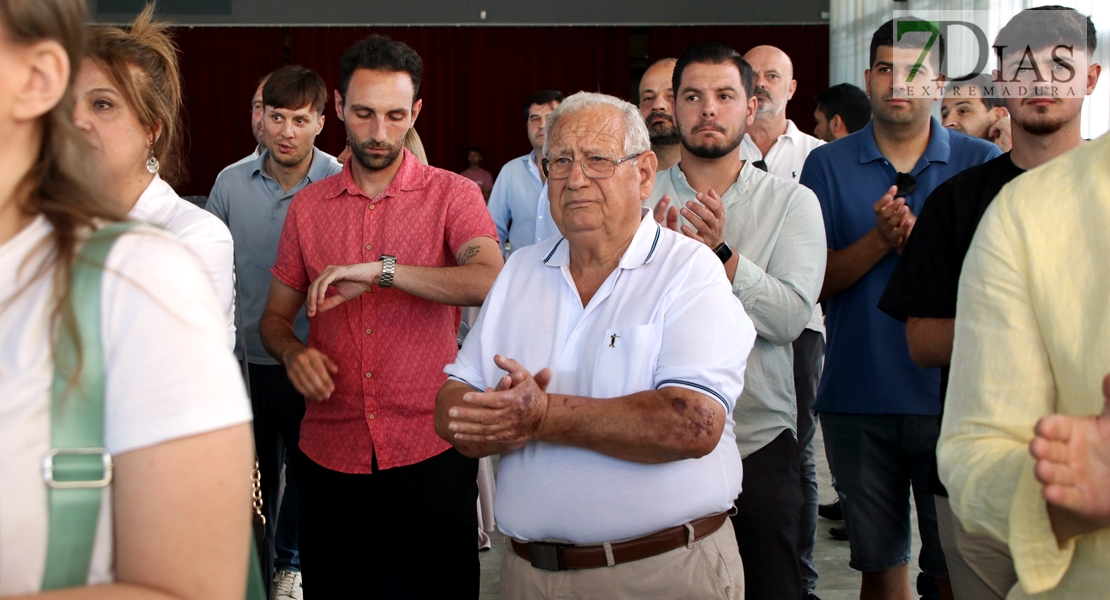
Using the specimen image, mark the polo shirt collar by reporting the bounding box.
[306,147,338,182]
[330,147,427,201]
[542,208,662,269]
[859,117,952,172]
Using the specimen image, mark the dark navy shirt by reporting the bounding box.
[800,118,1000,415]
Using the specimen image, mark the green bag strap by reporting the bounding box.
[42,222,267,600]
[43,222,134,590]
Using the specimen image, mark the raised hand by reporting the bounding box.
[306,262,383,317]
[1031,374,1110,523]
[446,354,552,450]
[679,189,727,249]
[989,115,1012,153]
[652,194,681,232]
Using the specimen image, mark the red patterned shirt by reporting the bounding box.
[272,149,498,473]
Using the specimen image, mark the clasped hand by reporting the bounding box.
[446,355,552,451]
[652,190,727,249]
[873,185,915,252]
[306,261,383,318]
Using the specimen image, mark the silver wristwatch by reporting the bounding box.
[379,254,397,288]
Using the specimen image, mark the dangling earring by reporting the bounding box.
[145,149,160,174]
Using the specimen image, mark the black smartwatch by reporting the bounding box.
[713,242,733,264]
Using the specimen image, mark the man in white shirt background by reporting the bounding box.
[740,45,825,183]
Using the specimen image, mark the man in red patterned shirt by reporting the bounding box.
[259,34,502,598]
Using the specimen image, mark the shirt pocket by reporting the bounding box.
[594,324,662,399]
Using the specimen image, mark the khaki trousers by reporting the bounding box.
[499,520,744,600]
[935,495,1017,600]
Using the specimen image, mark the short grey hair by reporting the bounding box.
[543,91,652,158]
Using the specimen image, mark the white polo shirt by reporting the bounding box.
[740,119,824,184]
[445,209,756,545]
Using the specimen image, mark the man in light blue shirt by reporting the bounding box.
[207,65,340,598]
[487,90,563,254]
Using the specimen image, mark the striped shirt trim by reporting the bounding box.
[643,223,661,265]
[656,379,731,411]
[542,238,566,264]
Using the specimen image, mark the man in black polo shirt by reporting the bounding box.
[878,7,1101,599]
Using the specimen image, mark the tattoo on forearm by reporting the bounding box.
[458,244,481,265]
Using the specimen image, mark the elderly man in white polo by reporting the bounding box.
[435,91,756,599]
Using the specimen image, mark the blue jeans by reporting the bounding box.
[793,329,824,594]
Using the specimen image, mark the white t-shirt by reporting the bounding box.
[446,210,756,544]
[128,175,236,350]
[0,216,252,595]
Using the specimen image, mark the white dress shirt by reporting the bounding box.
[740,119,826,336]
[128,175,236,349]
[446,210,756,544]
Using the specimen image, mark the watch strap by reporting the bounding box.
[379,254,397,288]
[713,242,733,264]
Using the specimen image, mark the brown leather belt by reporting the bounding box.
[510,511,729,571]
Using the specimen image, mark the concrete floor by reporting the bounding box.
[477,422,926,599]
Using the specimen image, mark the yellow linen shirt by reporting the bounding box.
[938,133,1110,598]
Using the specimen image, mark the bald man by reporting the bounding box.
[638,58,680,171]
[742,44,827,600]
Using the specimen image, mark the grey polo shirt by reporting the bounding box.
[646,161,827,458]
[207,147,341,365]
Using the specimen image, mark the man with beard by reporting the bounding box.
[741,44,829,599]
[488,89,564,254]
[941,73,1011,151]
[646,42,827,600]
[799,19,999,600]
[638,57,680,170]
[206,65,340,599]
[882,8,1101,599]
[259,35,502,598]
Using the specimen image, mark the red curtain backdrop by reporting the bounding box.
[174,27,286,195]
[649,26,830,144]
[172,25,827,197]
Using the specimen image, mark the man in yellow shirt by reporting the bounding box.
[938,130,1110,598]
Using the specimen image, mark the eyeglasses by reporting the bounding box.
[751,160,768,172]
[542,152,642,180]
[894,172,917,198]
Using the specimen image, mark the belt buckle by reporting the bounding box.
[529,542,567,571]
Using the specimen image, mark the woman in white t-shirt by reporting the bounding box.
[0,0,253,597]
[70,7,236,350]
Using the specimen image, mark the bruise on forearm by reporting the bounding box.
[537,389,724,464]
[670,396,719,442]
